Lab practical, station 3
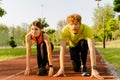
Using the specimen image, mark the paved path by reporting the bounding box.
[0,49,115,80]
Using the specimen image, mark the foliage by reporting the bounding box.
[0,7,6,17]
[38,18,49,29]
[92,3,116,41]
[57,20,66,31]
[56,20,66,44]
[113,0,120,12]
[106,18,119,40]
[118,15,120,20]
[45,28,55,43]
[0,0,6,17]
[46,29,55,34]
[37,18,57,45]
[106,18,119,31]
[9,36,17,48]
[8,25,27,46]
[0,18,54,46]
[0,24,9,46]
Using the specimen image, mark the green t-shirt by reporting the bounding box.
[60,24,94,47]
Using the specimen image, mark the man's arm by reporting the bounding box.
[53,40,67,77]
[87,38,104,80]
[59,40,66,69]
[87,39,96,67]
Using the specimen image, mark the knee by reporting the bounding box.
[51,42,54,51]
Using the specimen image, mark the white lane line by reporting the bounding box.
[0,66,37,80]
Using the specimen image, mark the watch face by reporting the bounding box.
[49,65,53,67]
[93,66,97,69]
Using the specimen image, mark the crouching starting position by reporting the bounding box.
[24,20,54,76]
[53,14,104,80]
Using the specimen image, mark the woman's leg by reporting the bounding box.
[36,42,48,76]
[36,44,42,68]
[36,42,54,76]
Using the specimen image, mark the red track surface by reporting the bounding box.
[0,49,116,80]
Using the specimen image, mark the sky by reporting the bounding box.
[0,0,113,29]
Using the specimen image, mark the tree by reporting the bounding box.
[9,36,17,48]
[113,0,120,12]
[46,29,55,34]
[106,18,119,31]
[38,18,56,44]
[92,3,115,41]
[38,18,49,29]
[0,24,9,46]
[0,0,6,17]
[15,26,27,45]
[57,20,66,31]
[106,18,120,40]
[45,29,55,44]
[56,20,66,44]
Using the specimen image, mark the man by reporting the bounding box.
[53,14,104,79]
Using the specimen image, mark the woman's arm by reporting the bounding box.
[24,33,32,75]
[43,33,54,76]
[44,33,53,66]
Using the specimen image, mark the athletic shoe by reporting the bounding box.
[37,67,47,76]
[81,66,90,76]
[72,61,81,72]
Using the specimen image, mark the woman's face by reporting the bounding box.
[31,25,41,37]
[69,23,80,34]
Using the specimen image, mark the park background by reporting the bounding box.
[0,0,120,79]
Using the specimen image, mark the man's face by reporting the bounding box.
[31,25,41,37]
[69,23,80,34]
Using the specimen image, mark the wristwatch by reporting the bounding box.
[92,66,97,70]
[49,65,53,67]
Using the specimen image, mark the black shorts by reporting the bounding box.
[37,41,54,67]
[69,39,88,61]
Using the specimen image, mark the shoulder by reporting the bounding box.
[82,24,91,29]
[43,32,49,40]
[62,25,70,34]
[62,25,70,31]
[26,32,32,39]
[81,24,92,32]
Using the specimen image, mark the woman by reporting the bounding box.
[24,20,54,76]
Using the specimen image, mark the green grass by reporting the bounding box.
[0,48,36,61]
[98,48,120,68]
[0,46,60,61]
[96,40,120,78]
[97,48,120,78]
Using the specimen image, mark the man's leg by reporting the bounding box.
[80,39,88,68]
[69,46,81,72]
[78,39,89,76]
